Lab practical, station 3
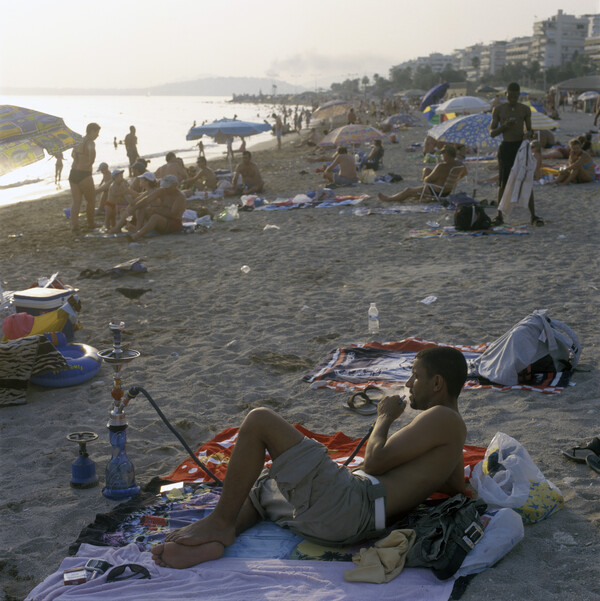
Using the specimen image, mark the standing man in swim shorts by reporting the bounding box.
[125,126,139,177]
[490,82,544,226]
[68,122,100,232]
[151,346,469,569]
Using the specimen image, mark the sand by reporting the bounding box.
[1,111,599,601]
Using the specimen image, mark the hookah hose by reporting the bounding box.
[126,386,223,486]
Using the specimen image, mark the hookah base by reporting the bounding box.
[102,485,140,501]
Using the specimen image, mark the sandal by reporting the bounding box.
[586,454,600,474]
[561,437,600,464]
[491,215,504,226]
[345,386,382,415]
[531,215,545,227]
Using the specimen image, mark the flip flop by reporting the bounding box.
[586,454,600,474]
[530,215,545,227]
[561,437,600,464]
[345,386,383,416]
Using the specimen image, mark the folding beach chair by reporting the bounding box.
[419,165,466,202]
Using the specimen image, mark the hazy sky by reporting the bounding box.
[1,0,598,90]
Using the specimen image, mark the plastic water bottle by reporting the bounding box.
[368,303,379,335]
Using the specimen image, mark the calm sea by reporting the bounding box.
[0,95,282,208]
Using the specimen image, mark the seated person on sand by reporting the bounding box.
[378,145,466,203]
[95,162,112,214]
[109,175,185,240]
[225,151,264,196]
[323,146,358,186]
[182,156,218,192]
[129,161,152,194]
[151,347,469,569]
[555,138,596,185]
[104,169,135,230]
[360,139,384,170]
[154,152,187,183]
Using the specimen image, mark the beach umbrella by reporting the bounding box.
[0,105,83,177]
[318,124,387,148]
[529,111,559,131]
[477,85,498,94]
[382,112,424,127]
[578,91,599,102]
[435,96,491,115]
[186,118,271,170]
[423,104,441,124]
[420,82,449,112]
[186,118,271,140]
[428,112,501,196]
[311,100,352,121]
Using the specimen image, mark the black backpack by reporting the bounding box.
[454,204,491,231]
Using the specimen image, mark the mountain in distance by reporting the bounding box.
[0,76,307,97]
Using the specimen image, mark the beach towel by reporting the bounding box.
[343,204,443,216]
[258,194,369,210]
[27,543,456,601]
[499,141,535,216]
[408,224,529,238]
[303,338,570,394]
[0,335,68,406]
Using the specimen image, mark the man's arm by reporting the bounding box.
[324,155,340,174]
[489,106,505,138]
[523,106,533,140]
[362,399,464,475]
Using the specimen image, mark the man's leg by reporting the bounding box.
[378,186,422,202]
[165,408,303,547]
[80,177,96,228]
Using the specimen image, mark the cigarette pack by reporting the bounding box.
[63,566,87,585]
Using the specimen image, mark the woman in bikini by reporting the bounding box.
[68,122,100,232]
[555,138,596,185]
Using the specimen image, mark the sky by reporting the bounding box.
[1,0,599,91]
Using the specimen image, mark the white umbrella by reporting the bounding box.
[578,91,599,102]
[435,96,491,115]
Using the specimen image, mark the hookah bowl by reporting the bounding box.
[98,320,141,500]
[66,431,99,489]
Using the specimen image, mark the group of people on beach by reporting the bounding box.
[66,122,266,236]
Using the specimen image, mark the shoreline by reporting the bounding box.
[1,112,599,601]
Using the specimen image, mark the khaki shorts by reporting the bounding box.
[248,437,386,546]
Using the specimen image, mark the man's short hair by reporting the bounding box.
[166,152,176,161]
[507,82,520,93]
[441,145,456,158]
[197,156,207,166]
[416,346,468,398]
[86,122,100,135]
[242,151,251,159]
[569,138,582,147]
[337,146,348,154]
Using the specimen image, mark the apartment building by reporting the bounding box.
[505,36,532,65]
[480,41,507,75]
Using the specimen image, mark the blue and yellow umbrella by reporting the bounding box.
[0,105,83,177]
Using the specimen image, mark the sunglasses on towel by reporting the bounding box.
[106,563,151,582]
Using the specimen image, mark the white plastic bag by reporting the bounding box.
[470,432,563,524]
[455,508,524,577]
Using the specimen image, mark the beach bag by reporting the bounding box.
[405,494,487,580]
[454,204,491,231]
[359,169,376,184]
[470,432,563,525]
[469,310,581,387]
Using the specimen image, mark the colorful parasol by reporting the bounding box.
[318,124,387,148]
[0,105,83,177]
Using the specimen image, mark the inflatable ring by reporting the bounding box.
[30,333,102,388]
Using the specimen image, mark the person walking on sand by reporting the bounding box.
[323,146,358,186]
[53,151,65,186]
[272,113,283,150]
[68,122,100,232]
[378,145,465,203]
[151,346,469,569]
[490,82,544,226]
[124,126,139,176]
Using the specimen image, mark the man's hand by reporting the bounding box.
[376,394,406,422]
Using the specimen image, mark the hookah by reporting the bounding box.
[98,320,222,501]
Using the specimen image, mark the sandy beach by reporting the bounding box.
[1,110,599,601]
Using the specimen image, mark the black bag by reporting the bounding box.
[405,494,487,580]
[454,204,491,231]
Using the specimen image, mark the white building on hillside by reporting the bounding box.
[505,36,532,65]
[480,41,507,75]
[530,10,589,67]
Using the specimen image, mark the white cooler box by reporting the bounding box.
[13,287,76,316]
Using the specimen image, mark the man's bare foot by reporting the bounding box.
[151,541,224,569]
[378,192,390,201]
[164,514,236,547]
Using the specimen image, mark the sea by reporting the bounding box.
[0,95,284,208]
